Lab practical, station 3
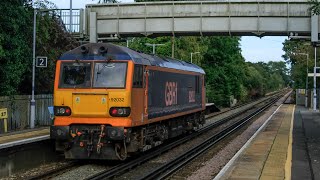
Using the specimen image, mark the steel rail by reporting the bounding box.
[140,93,287,180]
[23,97,252,180]
[86,107,249,180]
[86,92,287,180]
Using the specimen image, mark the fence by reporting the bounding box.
[40,9,84,36]
[0,94,53,133]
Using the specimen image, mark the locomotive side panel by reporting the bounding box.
[147,69,203,120]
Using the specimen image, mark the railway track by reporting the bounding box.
[85,91,288,180]
[22,91,289,180]
[205,89,287,119]
[140,92,287,180]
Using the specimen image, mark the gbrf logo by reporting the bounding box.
[165,82,178,106]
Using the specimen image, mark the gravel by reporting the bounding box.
[52,164,106,180]
[1,161,69,180]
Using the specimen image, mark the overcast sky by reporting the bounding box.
[50,0,288,63]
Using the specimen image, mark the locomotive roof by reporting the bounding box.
[59,43,205,74]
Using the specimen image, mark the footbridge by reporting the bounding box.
[82,0,315,42]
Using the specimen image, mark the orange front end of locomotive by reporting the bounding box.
[53,60,134,128]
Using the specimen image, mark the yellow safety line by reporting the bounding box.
[285,105,295,180]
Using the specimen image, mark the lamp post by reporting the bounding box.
[70,0,72,32]
[30,0,38,129]
[145,43,165,54]
[296,53,309,108]
[313,47,317,111]
[191,52,200,63]
[126,38,135,48]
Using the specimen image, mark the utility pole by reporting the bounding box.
[171,36,175,58]
[313,47,317,111]
[306,53,309,108]
[70,0,72,32]
[311,14,318,111]
[31,0,37,129]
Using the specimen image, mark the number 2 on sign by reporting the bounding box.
[39,59,44,66]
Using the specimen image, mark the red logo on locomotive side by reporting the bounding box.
[165,82,178,106]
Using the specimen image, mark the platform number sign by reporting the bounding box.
[0,108,7,119]
[36,56,47,68]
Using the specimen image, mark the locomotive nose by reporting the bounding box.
[72,93,109,117]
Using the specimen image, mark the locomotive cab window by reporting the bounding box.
[93,62,127,88]
[195,75,200,94]
[59,62,91,88]
[133,65,143,88]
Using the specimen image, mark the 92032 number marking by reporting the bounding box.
[110,98,124,102]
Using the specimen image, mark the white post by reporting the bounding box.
[314,47,317,111]
[171,36,175,58]
[191,52,200,64]
[89,12,97,43]
[30,0,37,129]
[70,0,72,32]
[306,54,309,108]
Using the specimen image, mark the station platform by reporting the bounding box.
[0,127,49,150]
[215,104,320,180]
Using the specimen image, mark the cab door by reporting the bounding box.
[131,65,146,126]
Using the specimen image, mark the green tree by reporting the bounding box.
[309,0,320,15]
[18,1,79,95]
[0,0,78,96]
[245,61,287,97]
[267,61,290,86]
[0,0,33,95]
[282,39,313,89]
[201,36,247,105]
[244,66,265,98]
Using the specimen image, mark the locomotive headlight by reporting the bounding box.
[59,108,65,114]
[117,108,124,115]
[109,107,131,117]
[54,106,72,116]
